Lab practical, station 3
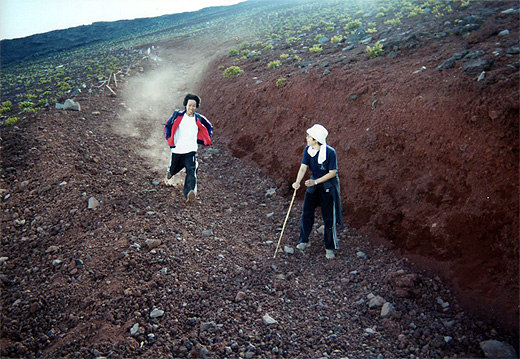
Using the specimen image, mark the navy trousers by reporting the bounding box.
[298,185,338,250]
[168,151,197,198]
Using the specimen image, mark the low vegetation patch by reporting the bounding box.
[309,44,323,53]
[1,0,476,125]
[223,66,244,78]
[267,60,281,69]
[366,41,384,58]
[276,77,286,87]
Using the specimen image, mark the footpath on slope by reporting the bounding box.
[0,38,517,358]
[113,38,518,358]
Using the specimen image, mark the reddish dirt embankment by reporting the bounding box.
[0,1,518,358]
[200,1,519,334]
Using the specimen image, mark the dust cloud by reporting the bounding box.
[116,46,215,175]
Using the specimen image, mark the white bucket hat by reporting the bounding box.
[307,124,328,164]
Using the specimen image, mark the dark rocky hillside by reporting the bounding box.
[0,3,246,65]
[0,0,518,358]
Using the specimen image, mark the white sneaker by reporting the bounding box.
[186,190,195,203]
[325,249,335,259]
[296,242,310,250]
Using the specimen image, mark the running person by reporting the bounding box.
[165,94,212,203]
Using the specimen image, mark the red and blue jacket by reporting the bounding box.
[164,109,213,148]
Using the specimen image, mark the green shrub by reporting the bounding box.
[4,117,19,126]
[19,101,34,111]
[280,54,289,60]
[267,60,281,69]
[331,35,343,44]
[241,49,250,57]
[286,37,298,44]
[1,101,13,115]
[344,19,362,31]
[384,18,401,26]
[294,55,302,61]
[433,6,443,17]
[309,44,323,53]
[407,6,425,17]
[366,41,384,58]
[58,81,71,91]
[223,66,244,78]
[228,48,239,57]
[276,78,286,87]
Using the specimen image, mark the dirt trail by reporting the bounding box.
[117,40,222,175]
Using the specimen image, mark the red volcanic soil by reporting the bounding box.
[0,1,518,358]
[200,0,519,337]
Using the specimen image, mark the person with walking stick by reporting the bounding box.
[292,124,343,259]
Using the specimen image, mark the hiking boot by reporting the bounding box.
[325,249,335,259]
[167,171,173,180]
[186,190,195,203]
[296,242,310,250]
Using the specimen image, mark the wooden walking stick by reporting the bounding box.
[274,188,298,258]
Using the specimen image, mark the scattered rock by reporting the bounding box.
[55,99,81,111]
[262,313,277,325]
[145,238,162,250]
[235,291,246,302]
[356,251,367,259]
[88,197,100,209]
[130,323,139,335]
[200,321,216,332]
[202,229,213,237]
[479,339,517,359]
[368,295,385,309]
[150,309,164,318]
[265,188,276,197]
[387,271,420,298]
[380,302,395,318]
